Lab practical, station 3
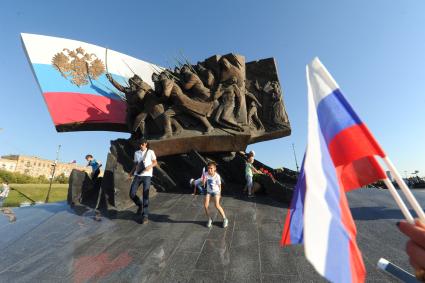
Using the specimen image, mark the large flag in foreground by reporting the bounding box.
[281,58,387,283]
[21,33,162,132]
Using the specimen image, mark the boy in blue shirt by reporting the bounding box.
[85,154,102,180]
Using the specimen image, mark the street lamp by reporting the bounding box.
[45,145,61,203]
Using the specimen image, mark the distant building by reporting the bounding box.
[0,155,90,178]
[0,158,17,172]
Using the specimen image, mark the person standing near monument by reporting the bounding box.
[85,154,102,181]
[0,181,10,207]
[128,139,157,224]
[203,161,228,228]
[245,153,262,197]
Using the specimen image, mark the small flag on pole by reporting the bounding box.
[282,57,389,283]
[201,167,207,184]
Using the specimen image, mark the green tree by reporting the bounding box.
[54,173,68,184]
[0,169,54,184]
[36,175,49,183]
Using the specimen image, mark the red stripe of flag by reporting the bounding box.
[329,123,387,191]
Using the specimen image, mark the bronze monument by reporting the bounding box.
[104,53,291,157]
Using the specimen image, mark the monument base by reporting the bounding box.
[68,138,297,211]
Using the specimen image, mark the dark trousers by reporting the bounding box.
[129,176,151,217]
[91,168,100,182]
[92,168,100,179]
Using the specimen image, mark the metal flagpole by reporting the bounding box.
[384,156,425,223]
[382,178,414,223]
[292,143,299,173]
[45,144,61,203]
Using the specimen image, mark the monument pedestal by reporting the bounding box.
[68,139,297,211]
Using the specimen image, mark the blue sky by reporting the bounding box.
[0,0,424,177]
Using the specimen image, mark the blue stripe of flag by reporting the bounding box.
[317,89,362,146]
[32,63,127,100]
[288,157,306,244]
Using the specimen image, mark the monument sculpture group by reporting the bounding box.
[107,54,289,139]
[103,53,290,157]
[21,34,296,211]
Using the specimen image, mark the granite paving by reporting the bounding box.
[0,188,422,282]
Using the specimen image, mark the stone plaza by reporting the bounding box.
[0,188,417,282]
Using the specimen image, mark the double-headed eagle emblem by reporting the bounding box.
[52,47,105,87]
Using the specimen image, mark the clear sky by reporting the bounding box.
[0,0,424,177]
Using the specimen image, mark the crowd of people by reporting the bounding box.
[121,142,263,228]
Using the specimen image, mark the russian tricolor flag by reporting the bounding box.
[282,58,387,283]
[21,33,163,132]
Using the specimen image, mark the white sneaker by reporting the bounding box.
[223,218,228,228]
[207,218,212,228]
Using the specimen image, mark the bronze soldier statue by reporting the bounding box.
[106,73,150,135]
[219,57,247,124]
[195,63,215,89]
[263,81,289,126]
[214,77,244,131]
[246,91,265,131]
[219,57,244,87]
[106,73,181,139]
[158,73,215,134]
[180,65,211,101]
[151,73,183,139]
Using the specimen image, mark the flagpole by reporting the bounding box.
[382,178,414,224]
[292,143,299,173]
[383,157,425,223]
[45,144,61,203]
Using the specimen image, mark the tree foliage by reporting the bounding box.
[0,169,68,184]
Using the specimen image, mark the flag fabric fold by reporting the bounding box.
[281,157,306,245]
[282,57,388,283]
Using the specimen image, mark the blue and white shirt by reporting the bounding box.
[206,173,221,194]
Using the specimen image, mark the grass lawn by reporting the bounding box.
[2,183,68,207]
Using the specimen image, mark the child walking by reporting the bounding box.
[203,161,228,228]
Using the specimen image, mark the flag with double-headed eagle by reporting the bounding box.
[21,33,163,132]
